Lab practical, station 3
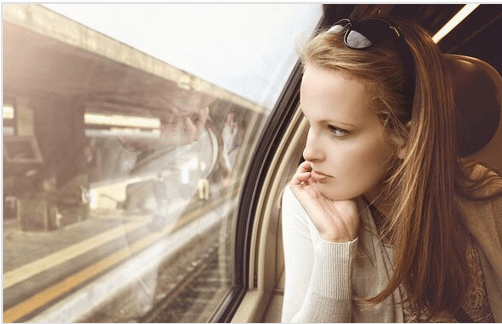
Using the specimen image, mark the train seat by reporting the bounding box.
[446,54,502,173]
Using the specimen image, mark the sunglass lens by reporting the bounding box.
[346,30,372,49]
[328,19,351,34]
[328,24,345,34]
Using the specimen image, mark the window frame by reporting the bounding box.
[213,7,346,322]
[209,60,303,323]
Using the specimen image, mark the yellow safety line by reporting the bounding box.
[3,191,238,323]
[3,228,165,323]
[3,220,146,290]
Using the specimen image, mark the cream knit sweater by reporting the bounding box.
[281,177,502,323]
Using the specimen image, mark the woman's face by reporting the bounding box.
[300,63,396,202]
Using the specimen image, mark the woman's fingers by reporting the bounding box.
[297,161,313,173]
[291,172,311,186]
[293,172,311,182]
[292,161,314,189]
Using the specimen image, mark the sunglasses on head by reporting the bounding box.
[328,17,415,122]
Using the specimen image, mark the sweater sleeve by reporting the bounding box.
[281,185,358,323]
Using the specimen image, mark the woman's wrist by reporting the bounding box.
[319,229,358,243]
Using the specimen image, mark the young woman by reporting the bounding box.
[281,16,502,322]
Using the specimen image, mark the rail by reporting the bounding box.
[3,186,240,323]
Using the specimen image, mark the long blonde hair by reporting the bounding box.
[302,16,502,318]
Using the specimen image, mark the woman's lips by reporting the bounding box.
[311,170,332,182]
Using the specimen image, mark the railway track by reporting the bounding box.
[4,186,239,323]
[141,236,232,323]
[81,221,232,323]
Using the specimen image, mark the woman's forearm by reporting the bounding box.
[281,186,358,322]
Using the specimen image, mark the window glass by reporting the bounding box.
[2,4,322,322]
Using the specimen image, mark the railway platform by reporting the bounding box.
[3,183,238,323]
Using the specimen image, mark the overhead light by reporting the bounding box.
[85,128,160,138]
[85,112,160,129]
[3,105,14,119]
[432,4,480,44]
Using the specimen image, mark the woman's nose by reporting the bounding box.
[303,127,324,162]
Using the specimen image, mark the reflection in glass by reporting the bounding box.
[3,3,321,322]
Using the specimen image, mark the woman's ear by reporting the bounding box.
[397,121,412,160]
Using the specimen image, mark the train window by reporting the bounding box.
[2,3,322,323]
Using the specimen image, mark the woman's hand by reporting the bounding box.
[290,161,361,242]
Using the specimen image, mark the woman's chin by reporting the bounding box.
[315,183,359,201]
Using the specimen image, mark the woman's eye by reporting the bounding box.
[328,125,348,137]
